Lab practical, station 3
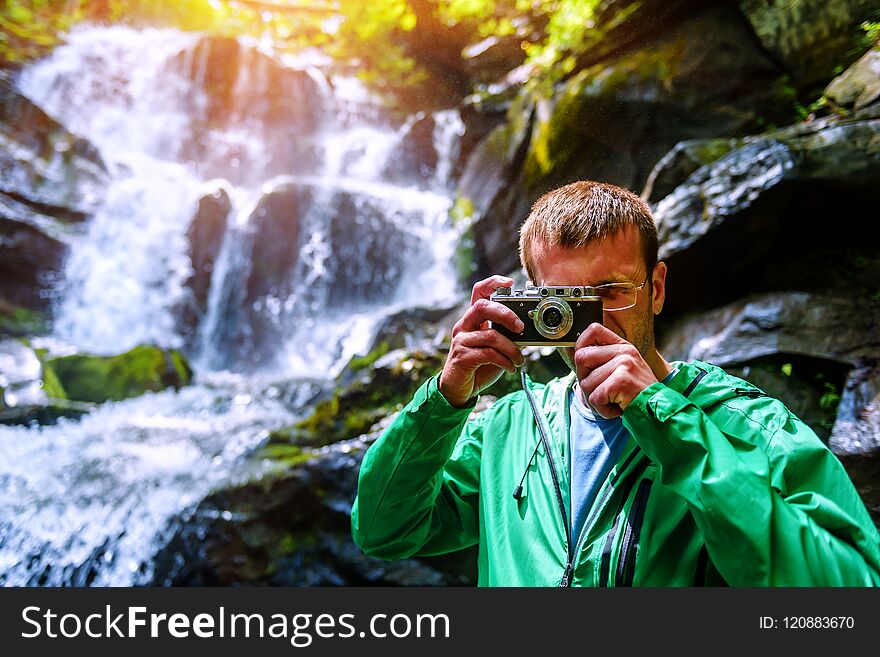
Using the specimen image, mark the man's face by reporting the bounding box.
[529,226,667,372]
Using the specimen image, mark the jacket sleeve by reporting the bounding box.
[351,374,485,560]
[623,383,880,586]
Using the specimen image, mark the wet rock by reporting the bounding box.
[270,343,447,449]
[0,338,94,425]
[521,4,788,197]
[830,359,880,526]
[825,44,880,112]
[40,344,193,404]
[170,36,322,183]
[830,359,880,456]
[0,198,71,314]
[175,182,232,349]
[0,79,108,218]
[641,138,744,204]
[658,292,880,369]
[0,298,48,338]
[653,115,880,316]
[739,0,877,92]
[1,80,107,319]
[323,191,417,307]
[382,112,437,184]
[459,95,535,280]
[150,432,477,586]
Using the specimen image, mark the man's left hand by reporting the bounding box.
[573,323,658,419]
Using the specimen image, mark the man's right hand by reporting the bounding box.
[439,275,526,408]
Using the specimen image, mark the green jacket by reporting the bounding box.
[352,361,880,586]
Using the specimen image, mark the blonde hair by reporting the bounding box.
[518,180,658,282]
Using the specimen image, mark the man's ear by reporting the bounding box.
[651,261,667,315]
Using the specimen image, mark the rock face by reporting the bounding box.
[0,80,108,327]
[150,347,483,586]
[651,113,880,317]
[210,179,421,369]
[150,432,477,586]
[825,44,880,111]
[739,0,877,92]
[0,79,107,217]
[175,183,232,350]
[830,359,880,525]
[831,359,880,456]
[659,293,880,369]
[169,36,322,184]
[464,2,796,279]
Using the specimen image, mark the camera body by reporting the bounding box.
[490,285,603,347]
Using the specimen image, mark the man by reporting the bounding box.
[351,180,880,586]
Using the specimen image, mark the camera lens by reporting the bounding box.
[542,307,563,328]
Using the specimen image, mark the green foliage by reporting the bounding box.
[0,0,83,63]
[3,1,677,105]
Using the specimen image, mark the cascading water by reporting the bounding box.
[1,24,464,585]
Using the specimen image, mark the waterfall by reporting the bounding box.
[2,24,465,586]
[16,24,462,374]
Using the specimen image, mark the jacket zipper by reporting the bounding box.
[560,449,644,586]
[615,477,653,587]
[599,512,622,586]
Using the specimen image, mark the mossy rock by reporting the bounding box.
[0,300,49,337]
[40,345,193,404]
[268,343,572,455]
[270,346,447,450]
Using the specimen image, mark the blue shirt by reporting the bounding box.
[568,370,677,549]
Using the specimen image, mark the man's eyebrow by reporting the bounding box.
[591,276,630,286]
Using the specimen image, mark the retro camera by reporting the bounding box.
[490,285,603,347]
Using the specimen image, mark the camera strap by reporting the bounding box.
[515,369,570,538]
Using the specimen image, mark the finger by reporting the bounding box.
[458,329,525,367]
[575,322,628,350]
[458,298,525,334]
[455,345,518,375]
[574,343,632,374]
[588,374,625,419]
[578,358,618,398]
[471,275,515,305]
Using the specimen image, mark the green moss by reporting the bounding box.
[258,444,315,468]
[690,140,739,167]
[276,348,447,449]
[44,345,193,403]
[39,360,68,400]
[454,226,478,287]
[449,195,475,228]
[0,303,49,337]
[347,341,390,373]
[524,37,687,190]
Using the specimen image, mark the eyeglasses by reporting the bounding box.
[588,278,649,311]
